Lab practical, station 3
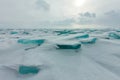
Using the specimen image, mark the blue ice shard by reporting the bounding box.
[55,30,72,35]
[74,34,89,39]
[10,31,18,34]
[80,38,97,44]
[56,41,81,49]
[108,32,120,39]
[19,65,40,74]
[22,32,29,35]
[18,39,45,45]
[64,34,89,40]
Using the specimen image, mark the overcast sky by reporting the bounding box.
[0,0,120,28]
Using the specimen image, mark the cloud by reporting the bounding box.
[35,0,50,11]
[76,12,96,25]
[79,12,96,18]
[104,10,120,16]
[0,0,120,28]
[95,10,120,26]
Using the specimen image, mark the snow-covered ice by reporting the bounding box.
[0,29,120,80]
[79,37,97,44]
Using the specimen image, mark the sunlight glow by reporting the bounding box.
[74,0,86,7]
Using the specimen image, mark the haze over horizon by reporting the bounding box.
[0,0,120,28]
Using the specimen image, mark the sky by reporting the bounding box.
[0,0,120,28]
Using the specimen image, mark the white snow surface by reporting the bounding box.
[0,29,120,80]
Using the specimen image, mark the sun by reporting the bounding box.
[74,0,86,7]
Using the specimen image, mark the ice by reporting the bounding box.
[10,31,18,34]
[17,39,45,45]
[22,31,29,35]
[19,65,40,75]
[74,34,89,39]
[108,32,120,39]
[67,33,89,40]
[55,30,72,35]
[80,37,97,44]
[56,41,81,49]
[59,33,89,40]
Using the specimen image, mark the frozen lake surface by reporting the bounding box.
[0,29,120,80]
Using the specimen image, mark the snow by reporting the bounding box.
[0,29,120,80]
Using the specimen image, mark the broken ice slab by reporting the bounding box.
[10,31,18,34]
[19,65,40,75]
[55,30,72,35]
[2,64,47,75]
[74,34,89,39]
[80,37,97,44]
[60,33,89,41]
[65,33,89,40]
[56,41,81,49]
[22,31,29,35]
[108,32,120,39]
[116,30,120,32]
[57,44,81,49]
[18,39,45,45]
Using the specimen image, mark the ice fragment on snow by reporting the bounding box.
[22,31,29,35]
[80,37,97,44]
[19,65,40,74]
[108,32,120,39]
[74,34,89,39]
[55,30,72,35]
[10,31,18,34]
[56,41,81,49]
[18,39,45,45]
[62,33,89,40]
